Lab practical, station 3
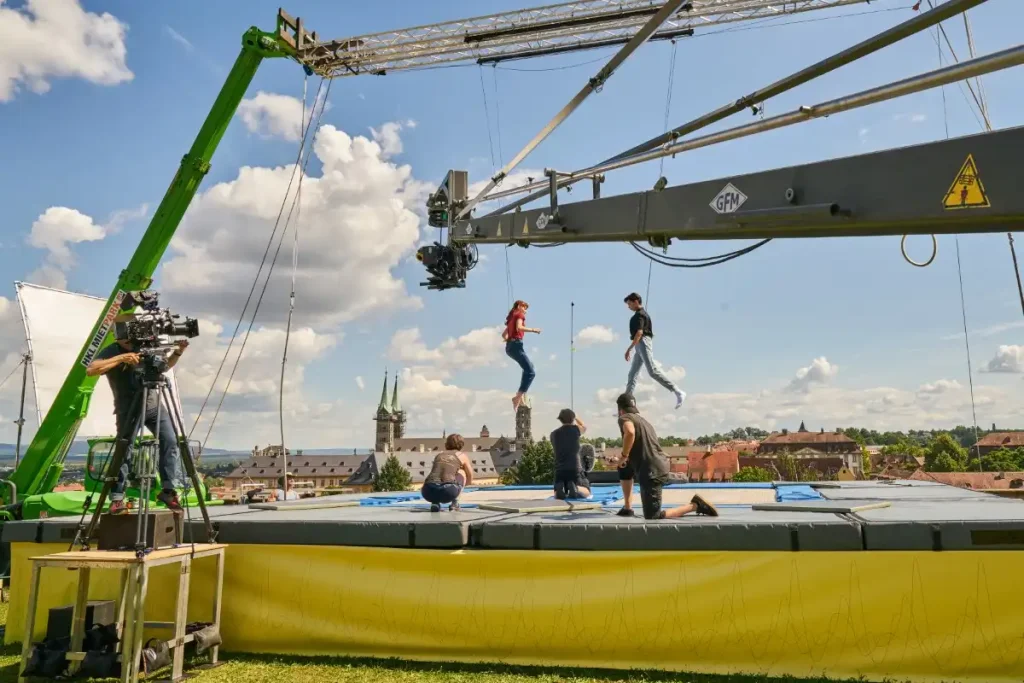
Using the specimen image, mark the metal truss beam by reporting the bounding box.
[454,126,1024,244]
[285,0,873,77]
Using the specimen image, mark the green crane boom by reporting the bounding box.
[5,26,294,507]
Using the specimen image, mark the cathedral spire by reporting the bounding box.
[376,370,391,415]
[391,373,401,413]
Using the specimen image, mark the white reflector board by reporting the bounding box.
[15,282,185,438]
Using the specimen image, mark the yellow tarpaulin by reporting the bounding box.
[8,542,1024,682]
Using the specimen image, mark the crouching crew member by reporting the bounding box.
[551,408,591,500]
[421,433,474,512]
[613,393,717,519]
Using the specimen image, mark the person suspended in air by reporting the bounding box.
[622,292,685,409]
[502,299,540,411]
[421,433,474,512]
[551,408,591,500]
[612,392,717,520]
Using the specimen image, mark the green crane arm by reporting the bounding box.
[6,26,294,504]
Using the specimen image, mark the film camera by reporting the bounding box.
[416,242,478,290]
[113,290,199,380]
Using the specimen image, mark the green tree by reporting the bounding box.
[774,450,813,482]
[880,440,926,461]
[373,454,413,492]
[500,439,555,485]
[732,466,773,483]
[204,476,225,488]
[860,446,871,477]
[966,447,1024,473]
[924,433,969,473]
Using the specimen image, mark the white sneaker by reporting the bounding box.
[675,391,686,409]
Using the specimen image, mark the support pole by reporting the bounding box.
[570,302,575,411]
[14,353,29,470]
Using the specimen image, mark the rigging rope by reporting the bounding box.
[646,39,679,307]
[478,66,497,173]
[0,355,26,394]
[492,66,505,167]
[278,75,309,486]
[188,77,326,440]
[198,77,334,450]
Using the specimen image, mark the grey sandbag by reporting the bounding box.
[193,623,222,655]
[141,638,171,674]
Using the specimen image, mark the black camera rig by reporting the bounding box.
[114,290,199,348]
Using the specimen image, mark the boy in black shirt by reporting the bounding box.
[623,292,685,409]
[613,393,717,519]
[550,408,591,500]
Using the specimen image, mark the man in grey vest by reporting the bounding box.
[613,393,717,519]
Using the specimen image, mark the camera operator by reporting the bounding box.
[86,330,189,514]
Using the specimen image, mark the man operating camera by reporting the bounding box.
[86,317,189,515]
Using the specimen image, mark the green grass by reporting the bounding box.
[0,599,859,683]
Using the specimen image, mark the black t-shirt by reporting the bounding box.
[550,424,582,473]
[629,308,653,339]
[618,412,670,484]
[94,342,157,424]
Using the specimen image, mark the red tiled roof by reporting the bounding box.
[762,431,856,445]
[975,432,1024,448]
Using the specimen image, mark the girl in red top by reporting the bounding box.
[501,300,541,411]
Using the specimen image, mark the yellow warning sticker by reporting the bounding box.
[943,154,990,210]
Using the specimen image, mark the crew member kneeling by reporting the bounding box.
[86,337,189,515]
[613,393,717,520]
[421,434,474,512]
[551,408,591,500]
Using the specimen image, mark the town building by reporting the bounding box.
[975,432,1024,455]
[225,373,536,493]
[755,422,862,476]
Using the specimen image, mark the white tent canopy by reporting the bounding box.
[15,282,185,438]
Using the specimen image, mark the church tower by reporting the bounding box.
[391,373,406,439]
[515,398,533,444]
[374,371,394,452]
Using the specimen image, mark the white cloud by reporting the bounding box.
[942,320,1024,341]
[786,356,838,393]
[27,207,105,268]
[549,354,557,362]
[893,113,927,123]
[25,205,147,289]
[370,121,405,157]
[388,326,506,379]
[0,0,132,102]
[163,121,432,327]
[164,26,193,52]
[467,169,546,214]
[237,91,332,142]
[984,345,1024,374]
[665,366,686,382]
[575,325,617,348]
[355,376,365,391]
[918,379,962,395]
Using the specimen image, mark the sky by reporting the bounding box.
[0,0,1021,450]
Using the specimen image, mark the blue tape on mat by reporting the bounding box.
[774,484,824,502]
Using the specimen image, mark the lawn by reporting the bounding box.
[0,600,860,683]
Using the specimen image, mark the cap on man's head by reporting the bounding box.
[624,292,642,304]
[616,392,638,412]
[557,408,575,424]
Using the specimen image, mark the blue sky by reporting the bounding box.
[0,0,1021,449]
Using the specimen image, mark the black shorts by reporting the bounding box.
[617,466,666,520]
[554,469,591,500]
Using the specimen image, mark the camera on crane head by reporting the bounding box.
[113,289,200,381]
[415,242,477,290]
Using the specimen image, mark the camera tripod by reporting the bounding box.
[70,368,215,555]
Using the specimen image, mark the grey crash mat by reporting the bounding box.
[753,500,891,513]
[478,499,603,513]
[248,499,361,511]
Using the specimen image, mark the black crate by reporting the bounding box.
[45,600,115,643]
[97,510,181,551]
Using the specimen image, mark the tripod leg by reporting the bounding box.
[73,390,146,550]
[134,385,156,554]
[161,383,216,542]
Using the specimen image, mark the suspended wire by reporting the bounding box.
[478,66,497,172]
[647,39,679,305]
[504,245,514,307]
[199,78,334,449]
[188,78,326,440]
[492,66,505,167]
[0,356,26,394]
[631,239,771,268]
[929,10,981,469]
[279,75,309,484]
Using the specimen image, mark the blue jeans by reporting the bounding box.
[110,407,180,500]
[626,336,680,396]
[505,340,535,393]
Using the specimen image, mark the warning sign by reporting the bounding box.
[943,154,990,210]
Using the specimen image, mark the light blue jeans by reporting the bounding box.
[626,336,680,395]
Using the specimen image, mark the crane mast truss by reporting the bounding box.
[283,0,873,77]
